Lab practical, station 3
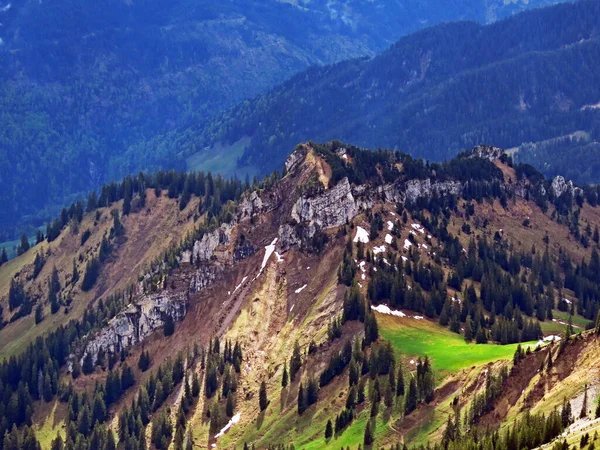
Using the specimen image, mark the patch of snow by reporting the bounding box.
[410,230,416,236]
[401,256,408,262]
[421,243,428,249]
[359,261,366,272]
[387,221,394,231]
[563,298,572,305]
[403,239,413,250]
[342,154,348,160]
[361,274,366,280]
[215,413,241,438]
[358,282,363,288]
[275,252,284,263]
[373,245,386,255]
[385,234,393,244]
[410,359,415,365]
[427,235,432,239]
[373,267,377,272]
[228,291,231,296]
[258,238,278,276]
[290,304,294,312]
[582,101,600,111]
[232,276,248,295]
[411,223,425,234]
[544,335,562,342]
[306,267,310,270]
[295,284,307,294]
[353,226,370,243]
[414,316,424,320]
[382,258,390,266]
[372,304,407,317]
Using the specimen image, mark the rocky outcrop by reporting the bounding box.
[75,291,188,368]
[278,223,301,251]
[239,191,269,219]
[192,223,234,262]
[189,267,217,293]
[468,145,505,161]
[285,145,308,174]
[551,175,582,198]
[404,179,463,204]
[291,177,358,233]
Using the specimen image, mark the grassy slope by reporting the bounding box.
[0,191,201,360]
[216,309,528,450]
[377,314,525,376]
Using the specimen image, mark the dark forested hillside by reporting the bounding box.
[169,0,600,187]
[0,0,564,240]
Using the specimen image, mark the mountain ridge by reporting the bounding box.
[2,141,600,448]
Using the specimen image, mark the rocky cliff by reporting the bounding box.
[75,291,188,368]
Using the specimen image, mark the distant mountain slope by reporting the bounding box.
[0,0,565,238]
[172,0,600,184]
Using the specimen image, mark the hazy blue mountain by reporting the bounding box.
[169,0,600,185]
[0,0,566,238]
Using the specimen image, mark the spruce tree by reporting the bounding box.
[298,383,306,415]
[405,377,417,415]
[259,381,268,411]
[282,362,289,388]
[226,392,234,417]
[34,304,44,324]
[396,365,405,396]
[364,420,374,446]
[290,342,302,381]
[325,419,333,439]
[581,384,588,419]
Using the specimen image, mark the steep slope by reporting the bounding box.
[3,142,600,450]
[0,0,566,239]
[169,0,600,185]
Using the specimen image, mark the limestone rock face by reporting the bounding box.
[291,177,358,234]
[550,175,582,198]
[278,223,301,251]
[468,145,505,161]
[76,291,188,368]
[192,223,234,262]
[239,191,268,220]
[404,179,462,204]
[285,146,308,174]
[189,267,217,293]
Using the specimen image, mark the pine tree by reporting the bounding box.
[138,350,151,372]
[290,341,302,381]
[34,304,44,324]
[464,316,473,342]
[298,383,306,415]
[226,392,234,417]
[82,352,94,375]
[405,377,417,415]
[364,421,374,446]
[581,384,588,419]
[396,365,405,396]
[282,362,289,388]
[325,419,333,439]
[259,381,268,411]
